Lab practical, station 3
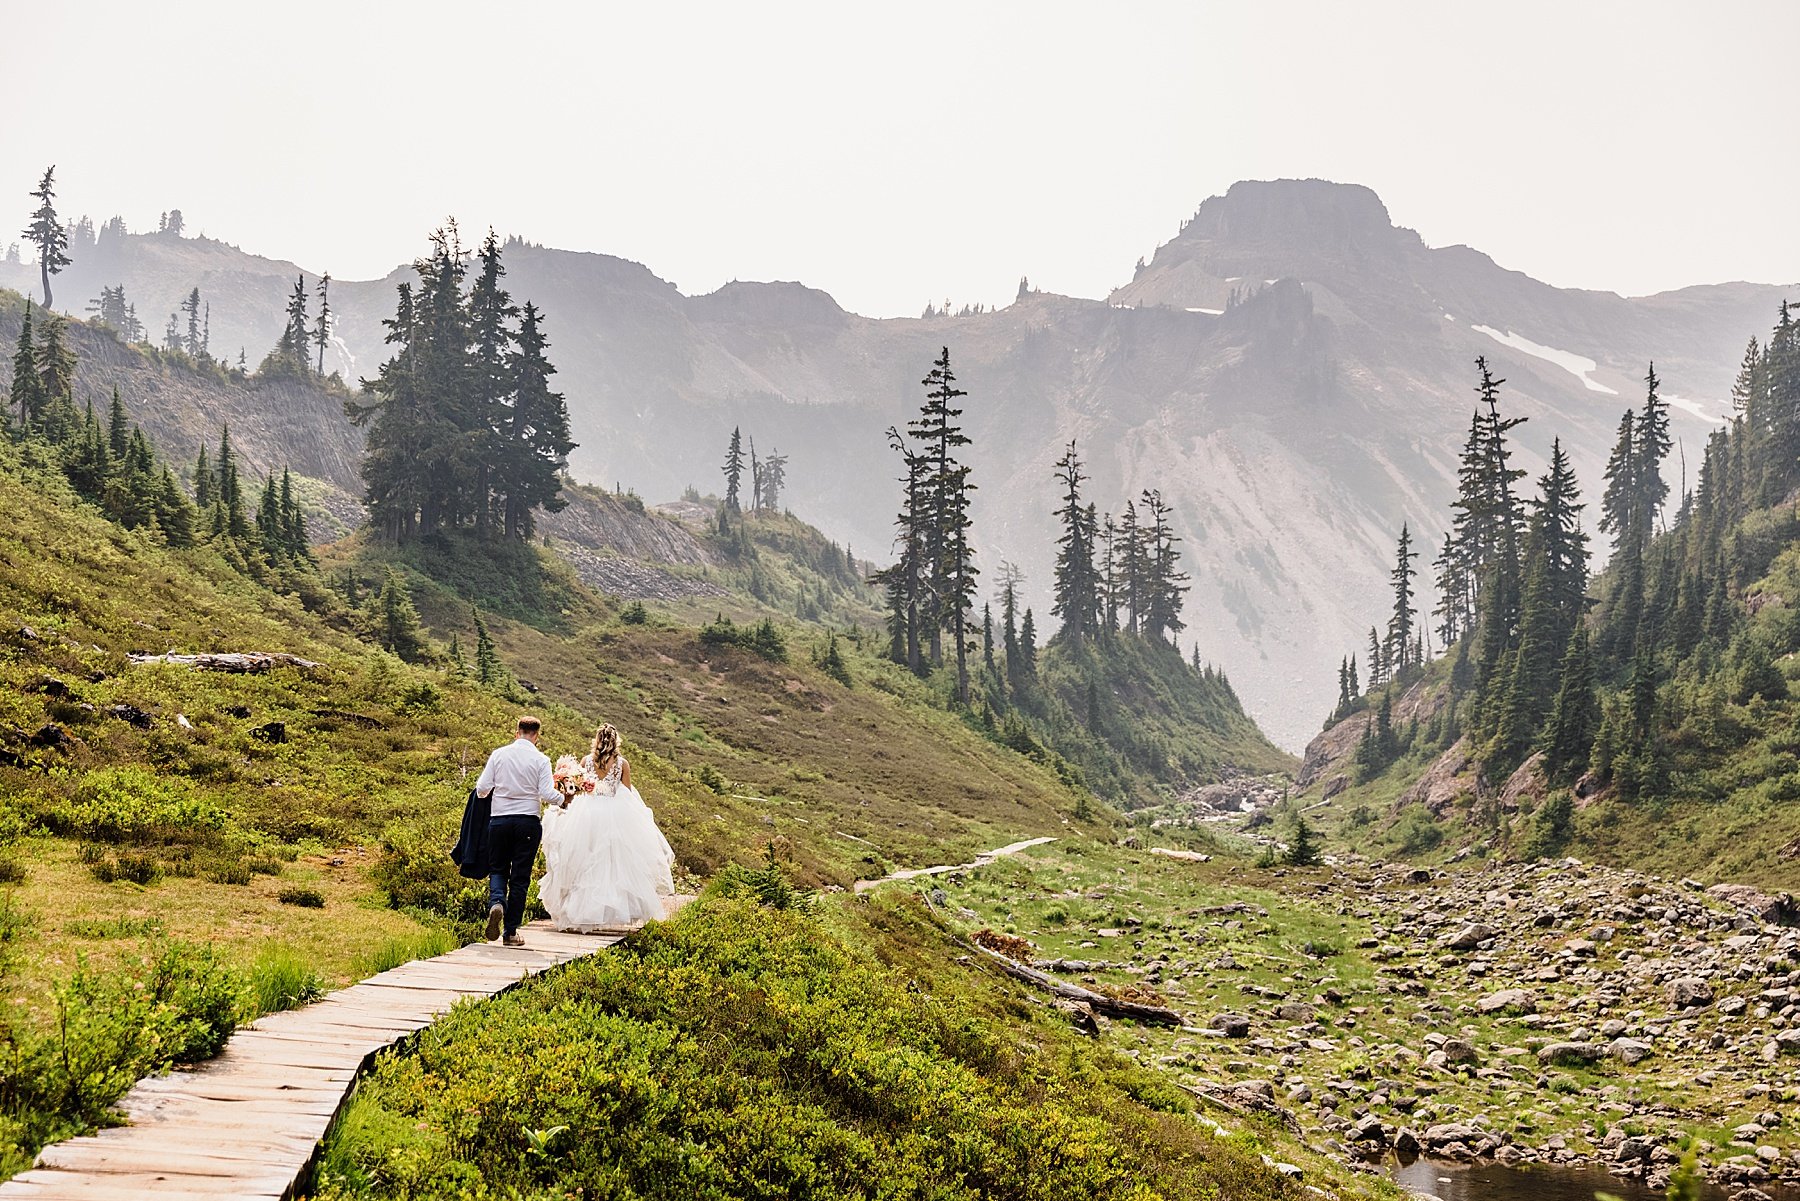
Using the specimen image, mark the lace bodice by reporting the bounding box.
[582,753,624,797]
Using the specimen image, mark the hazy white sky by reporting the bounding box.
[4,1,1795,316]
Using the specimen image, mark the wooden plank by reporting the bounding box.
[10,1168,290,1196]
[0,896,695,1201]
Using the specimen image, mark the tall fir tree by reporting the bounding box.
[1050,440,1099,643]
[1387,523,1418,674]
[22,167,70,310]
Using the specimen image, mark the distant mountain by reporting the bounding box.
[7,180,1789,749]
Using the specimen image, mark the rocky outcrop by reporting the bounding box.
[543,486,715,568]
[1397,738,1475,815]
[1299,678,1448,787]
[1707,883,1798,926]
[1497,752,1548,813]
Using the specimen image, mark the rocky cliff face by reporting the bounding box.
[8,182,1789,750]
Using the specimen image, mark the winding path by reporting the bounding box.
[1,898,691,1200]
[852,836,1056,894]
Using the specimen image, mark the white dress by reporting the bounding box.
[539,755,676,930]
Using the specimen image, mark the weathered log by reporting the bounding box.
[968,941,1183,1026]
[128,652,323,674]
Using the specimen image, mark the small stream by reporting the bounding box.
[1387,1154,1794,1201]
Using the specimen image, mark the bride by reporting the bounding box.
[540,723,676,930]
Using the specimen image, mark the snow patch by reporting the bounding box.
[1666,395,1726,426]
[1186,307,1224,315]
[1443,314,1455,322]
[1470,324,1618,395]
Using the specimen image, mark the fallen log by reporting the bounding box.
[128,652,323,674]
[967,941,1183,1026]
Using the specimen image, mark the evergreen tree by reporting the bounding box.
[313,272,332,375]
[256,474,283,555]
[500,302,573,539]
[1539,623,1598,783]
[1118,501,1144,634]
[1019,608,1039,678]
[279,467,308,560]
[1387,523,1418,674]
[1138,489,1189,644]
[268,274,311,376]
[214,425,247,537]
[22,167,70,309]
[152,466,197,548]
[722,427,745,512]
[107,387,129,458]
[34,312,76,410]
[473,606,502,685]
[910,347,978,700]
[1367,626,1385,689]
[1283,815,1321,867]
[1051,440,1099,643]
[873,424,928,673]
[10,300,43,426]
[758,448,787,511]
[1635,363,1672,536]
[192,445,214,509]
[376,568,428,661]
[1531,438,1590,643]
[182,288,202,358]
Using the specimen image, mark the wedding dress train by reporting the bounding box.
[539,755,675,930]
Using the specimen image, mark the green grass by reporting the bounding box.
[313,893,1324,1201]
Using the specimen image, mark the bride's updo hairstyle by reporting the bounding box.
[591,723,621,776]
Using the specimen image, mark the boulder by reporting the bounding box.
[1477,988,1535,1015]
[1665,977,1715,1009]
[1321,774,1350,801]
[1609,1038,1654,1065]
[1537,1042,1604,1066]
[1394,1127,1422,1154]
[1274,1002,1317,1024]
[1444,923,1496,951]
[1422,1122,1481,1148]
[1350,1114,1388,1144]
[1441,1038,1479,1064]
[1209,1013,1251,1038]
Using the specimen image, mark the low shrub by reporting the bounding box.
[708,841,815,913]
[278,886,326,909]
[313,898,1292,1201]
[373,819,489,922]
[698,614,788,662]
[0,941,244,1176]
[46,768,230,845]
[91,852,161,885]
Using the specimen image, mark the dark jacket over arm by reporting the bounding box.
[450,788,492,879]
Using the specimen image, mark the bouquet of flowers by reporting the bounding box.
[552,755,588,804]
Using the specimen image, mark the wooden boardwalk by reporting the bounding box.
[1,898,690,1200]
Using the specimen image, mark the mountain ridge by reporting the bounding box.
[5,179,1791,749]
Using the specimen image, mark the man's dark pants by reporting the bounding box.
[487,814,542,936]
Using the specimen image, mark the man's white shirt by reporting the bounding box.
[476,737,560,817]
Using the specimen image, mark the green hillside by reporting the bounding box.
[1298,304,1800,888]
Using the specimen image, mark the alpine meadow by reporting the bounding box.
[1,7,1798,1200]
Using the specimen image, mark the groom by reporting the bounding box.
[474,716,563,946]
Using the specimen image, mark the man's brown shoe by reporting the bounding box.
[485,903,504,942]
[503,933,526,947]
